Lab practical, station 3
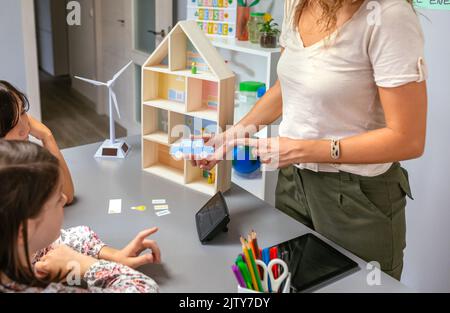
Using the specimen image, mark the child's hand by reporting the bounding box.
[28,115,53,141]
[106,228,161,269]
[34,245,97,282]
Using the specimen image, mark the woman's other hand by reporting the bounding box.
[233,137,304,170]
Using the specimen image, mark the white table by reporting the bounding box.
[62,136,412,293]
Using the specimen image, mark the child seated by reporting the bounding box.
[0,140,160,293]
[0,81,74,204]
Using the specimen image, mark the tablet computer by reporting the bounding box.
[195,192,230,244]
[273,233,359,292]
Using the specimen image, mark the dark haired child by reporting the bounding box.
[0,140,161,293]
[0,81,74,204]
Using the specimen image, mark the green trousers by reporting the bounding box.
[275,163,413,280]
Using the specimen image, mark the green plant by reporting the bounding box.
[238,0,260,7]
[258,19,280,36]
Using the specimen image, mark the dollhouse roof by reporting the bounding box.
[144,20,234,80]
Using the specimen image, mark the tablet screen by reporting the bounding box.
[274,233,359,292]
[196,192,229,241]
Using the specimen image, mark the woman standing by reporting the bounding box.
[194,0,427,280]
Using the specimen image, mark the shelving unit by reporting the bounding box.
[141,21,235,196]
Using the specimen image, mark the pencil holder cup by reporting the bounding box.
[237,273,291,293]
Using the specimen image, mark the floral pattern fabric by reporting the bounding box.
[0,227,159,293]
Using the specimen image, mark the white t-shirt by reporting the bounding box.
[277,0,428,177]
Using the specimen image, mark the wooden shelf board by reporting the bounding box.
[186,177,216,196]
[143,164,185,185]
[144,66,218,82]
[143,99,185,114]
[143,132,169,146]
[187,108,218,122]
[144,64,170,74]
[144,100,218,123]
[178,69,219,82]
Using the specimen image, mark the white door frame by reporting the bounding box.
[22,0,42,121]
[93,0,105,114]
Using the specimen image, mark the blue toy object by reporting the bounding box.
[232,146,261,174]
[170,139,215,160]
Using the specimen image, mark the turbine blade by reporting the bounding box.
[111,61,133,83]
[110,89,121,120]
[74,76,107,86]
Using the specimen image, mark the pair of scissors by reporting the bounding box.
[256,258,290,293]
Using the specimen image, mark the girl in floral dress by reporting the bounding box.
[0,140,161,293]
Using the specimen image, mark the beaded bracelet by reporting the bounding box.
[331,139,340,160]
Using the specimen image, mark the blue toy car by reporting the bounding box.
[170,139,215,160]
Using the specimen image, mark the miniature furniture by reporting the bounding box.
[141,20,235,195]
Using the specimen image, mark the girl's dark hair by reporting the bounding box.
[0,140,60,288]
[0,81,30,138]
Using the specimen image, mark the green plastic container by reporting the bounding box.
[235,81,266,123]
[239,81,266,93]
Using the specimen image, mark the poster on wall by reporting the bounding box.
[413,0,450,10]
[187,0,238,38]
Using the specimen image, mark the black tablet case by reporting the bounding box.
[196,192,230,244]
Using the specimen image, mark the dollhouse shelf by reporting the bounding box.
[144,65,219,82]
[143,132,169,146]
[141,21,235,196]
[143,164,185,185]
[143,100,218,122]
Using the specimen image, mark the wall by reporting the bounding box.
[0,0,41,121]
[158,73,186,100]
[401,9,450,293]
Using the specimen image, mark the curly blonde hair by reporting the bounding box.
[294,0,414,32]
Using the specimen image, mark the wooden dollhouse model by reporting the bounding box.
[141,20,235,195]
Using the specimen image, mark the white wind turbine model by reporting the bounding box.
[75,61,133,159]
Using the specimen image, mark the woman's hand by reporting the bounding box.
[99,228,161,269]
[190,133,304,171]
[233,137,304,169]
[34,245,97,282]
[189,132,227,171]
[28,115,53,142]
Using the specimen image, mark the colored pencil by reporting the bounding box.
[241,237,259,291]
[246,242,263,292]
[232,265,246,288]
[270,247,279,279]
[248,234,257,260]
[236,261,253,290]
[251,231,261,259]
